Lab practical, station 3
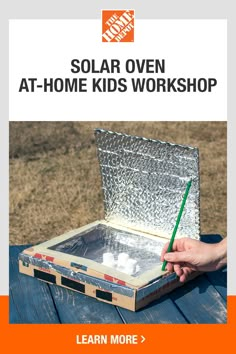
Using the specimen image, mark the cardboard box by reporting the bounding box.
[19,129,200,311]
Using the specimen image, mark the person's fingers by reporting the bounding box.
[165,262,183,277]
[170,237,195,252]
[164,250,192,264]
[163,262,191,282]
[179,273,187,282]
[166,262,174,272]
[160,242,170,261]
[179,267,192,282]
[161,238,191,262]
[173,263,183,277]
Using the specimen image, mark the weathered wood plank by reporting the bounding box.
[200,234,223,244]
[48,284,124,323]
[205,268,227,301]
[116,294,188,324]
[10,245,60,324]
[169,275,227,323]
[200,235,227,301]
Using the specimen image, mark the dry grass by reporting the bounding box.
[9,121,227,245]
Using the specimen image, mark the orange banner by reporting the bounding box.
[1,295,235,354]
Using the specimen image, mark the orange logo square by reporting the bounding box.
[102,10,134,43]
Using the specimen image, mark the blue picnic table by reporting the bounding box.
[9,235,227,324]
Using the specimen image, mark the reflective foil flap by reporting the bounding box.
[95,129,200,240]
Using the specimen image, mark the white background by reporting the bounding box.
[9,20,227,121]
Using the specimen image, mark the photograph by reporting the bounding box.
[9,121,227,324]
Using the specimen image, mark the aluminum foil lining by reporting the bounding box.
[95,129,200,239]
[49,223,164,277]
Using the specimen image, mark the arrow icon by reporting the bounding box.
[140,335,146,343]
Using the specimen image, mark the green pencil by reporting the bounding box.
[161,179,192,271]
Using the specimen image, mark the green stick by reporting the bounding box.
[161,179,192,271]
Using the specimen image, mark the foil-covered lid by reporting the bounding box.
[95,129,200,240]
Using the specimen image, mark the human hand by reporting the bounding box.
[161,237,227,282]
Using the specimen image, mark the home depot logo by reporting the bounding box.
[102,10,134,42]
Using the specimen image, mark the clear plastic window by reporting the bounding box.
[48,224,164,277]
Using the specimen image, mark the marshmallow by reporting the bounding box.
[102,252,115,268]
[117,253,129,266]
[124,258,138,275]
[102,252,139,275]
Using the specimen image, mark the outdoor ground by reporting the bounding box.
[9,121,227,245]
